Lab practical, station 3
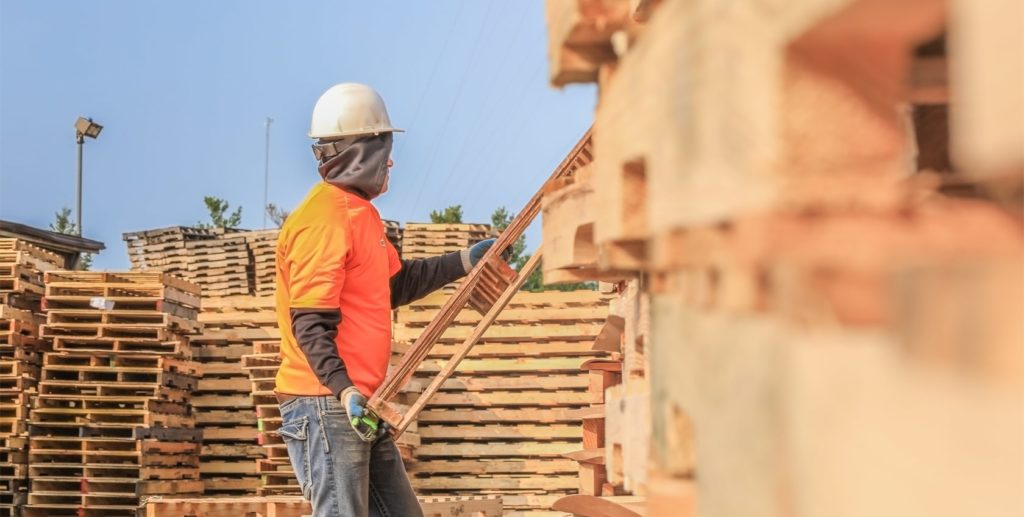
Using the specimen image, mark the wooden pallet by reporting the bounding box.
[143,494,503,517]
[26,434,204,517]
[396,285,608,512]
[43,272,201,312]
[193,298,277,495]
[391,285,610,500]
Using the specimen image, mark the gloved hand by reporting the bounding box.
[466,238,513,269]
[340,386,380,442]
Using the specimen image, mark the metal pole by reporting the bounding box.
[263,117,273,228]
[76,133,84,236]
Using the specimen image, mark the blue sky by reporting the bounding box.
[0,1,595,269]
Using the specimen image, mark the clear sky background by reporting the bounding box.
[0,1,595,270]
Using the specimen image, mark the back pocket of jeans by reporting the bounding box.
[278,416,312,500]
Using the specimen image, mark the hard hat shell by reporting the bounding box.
[309,83,404,139]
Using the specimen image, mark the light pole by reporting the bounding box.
[74,117,103,236]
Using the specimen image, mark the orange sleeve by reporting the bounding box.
[286,224,349,309]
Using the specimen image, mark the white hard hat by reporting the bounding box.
[309,83,404,140]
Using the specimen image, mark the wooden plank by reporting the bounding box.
[423,341,604,359]
[416,357,593,374]
[414,474,579,491]
[951,0,1024,176]
[406,374,589,392]
[564,448,605,465]
[423,390,595,407]
[392,321,604,343]
[415,441,581,458]
[396,305,607,325]
[409,458,578,475]
[406,288,608,310]
[418,407,590,424]
[551,495,646,517]
[418,423,581,440]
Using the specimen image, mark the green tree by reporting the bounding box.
[50,207,91,270]
[429,205,463,224]
[197,196,243,229]
[50,207,76,234]
[266,203,289,227]
[490,206,526,265]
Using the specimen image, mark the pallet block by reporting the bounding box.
[949,0,1024,180]
[593,0,946,270]
[604,385,649,493]
[542,164,634,284]
[546,0,632,86]
[648,207,1024,516]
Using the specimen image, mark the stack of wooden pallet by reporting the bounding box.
[544,1,1024,515]
[394,289,609,516]
[27,272,204,517]
[195,297,286,496]
[242,231,279,297]
[190,296,275,496]
[122,227,250,297]
[400,224,491,260]
[241,337,292,495]
[0,239,62,517]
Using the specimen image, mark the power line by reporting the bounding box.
[262,117,273,229]
[408,0,497,221]
[462,63,545,217]
[435,4,531,199]
[394,0,466,157]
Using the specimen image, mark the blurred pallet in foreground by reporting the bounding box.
[541,1,1024,516]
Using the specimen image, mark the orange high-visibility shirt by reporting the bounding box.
[274,182,401,396]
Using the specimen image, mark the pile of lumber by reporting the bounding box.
[0,239,62,517]
[190,297,274,495]
[123,227,249,297]
[395,289,609,516]
[400,223,491,260]
[27,272,204,517]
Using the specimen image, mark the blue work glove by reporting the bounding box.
[340,386,380,442]
[464,238,513,272]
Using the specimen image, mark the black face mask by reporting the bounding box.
[316,133,393,200]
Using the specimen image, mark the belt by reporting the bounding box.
[275,392,301,405]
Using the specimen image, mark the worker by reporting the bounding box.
[273,82,510,517]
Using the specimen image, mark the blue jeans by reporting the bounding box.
[278,395,423,517]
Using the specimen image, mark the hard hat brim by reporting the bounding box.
[309,127,405,139]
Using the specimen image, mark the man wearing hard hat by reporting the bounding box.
[273,83,507,516]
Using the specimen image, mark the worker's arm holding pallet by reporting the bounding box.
[390,243,511,308]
